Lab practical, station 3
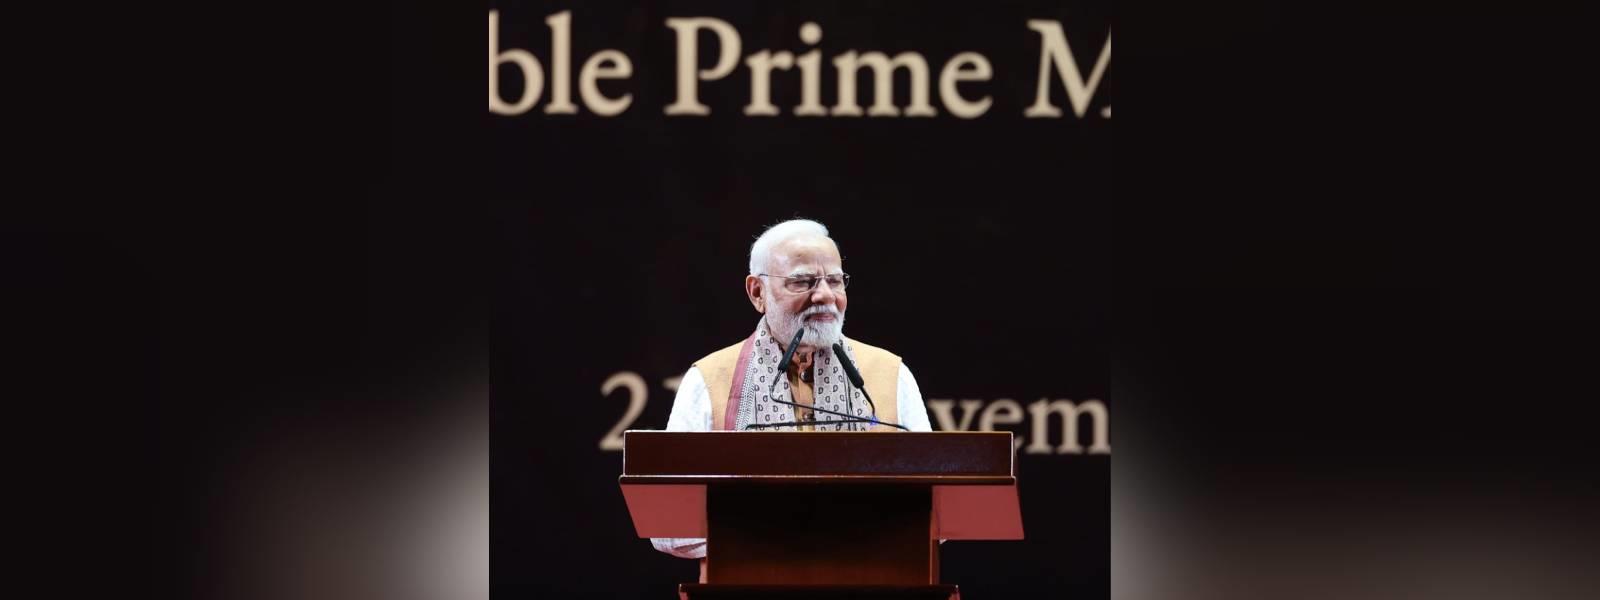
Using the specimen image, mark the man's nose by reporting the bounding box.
[810,279,837,304]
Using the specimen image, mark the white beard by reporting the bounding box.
[765,300,845,349]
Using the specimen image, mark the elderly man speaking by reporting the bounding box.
[652,218,934,560]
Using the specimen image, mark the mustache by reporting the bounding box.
[800,305,840,319]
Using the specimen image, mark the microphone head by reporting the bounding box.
[831,343,867,388]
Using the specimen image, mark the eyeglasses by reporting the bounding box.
[758,272,851,293]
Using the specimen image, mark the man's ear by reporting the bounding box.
[745,275,765,313]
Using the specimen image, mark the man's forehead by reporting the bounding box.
[771,236,841,271]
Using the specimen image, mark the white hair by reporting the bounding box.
[748,219,832,276]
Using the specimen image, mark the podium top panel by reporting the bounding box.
[621,431,1012,482]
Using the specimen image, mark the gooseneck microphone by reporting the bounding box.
[831,343,877,419]
[771,328,806,395]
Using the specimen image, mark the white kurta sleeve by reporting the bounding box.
[896,363,933,432]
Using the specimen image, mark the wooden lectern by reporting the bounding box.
[619,431,1023,599]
